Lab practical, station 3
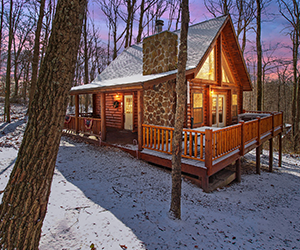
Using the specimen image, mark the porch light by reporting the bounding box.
[210,90,214,95]
[116,93,120,98]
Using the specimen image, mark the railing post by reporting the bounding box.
[205,129,213,176]
[75,95,79,133]
[239,121,245,156]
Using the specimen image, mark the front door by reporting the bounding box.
[124,95,133,130]
[212,94,225,127]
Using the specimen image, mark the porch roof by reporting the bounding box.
[70,66,194,94]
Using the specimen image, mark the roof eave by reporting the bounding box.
[69,82,144,95]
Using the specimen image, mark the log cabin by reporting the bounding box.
[65,15,283,192]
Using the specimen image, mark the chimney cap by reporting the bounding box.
[155,19,164,33]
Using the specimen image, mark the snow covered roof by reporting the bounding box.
[71,15,250,94]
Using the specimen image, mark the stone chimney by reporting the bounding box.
[143,30,178,75]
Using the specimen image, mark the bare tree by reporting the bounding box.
[83,8,90,112]
[40,0,55,68]
[5,0,13,123]
[0,0,5,70]
[235,0,255,54]
[256,0,263,111]
[169,0,189,220]
[29,0,46,109]
[0,0,87,248]
[136,0,167,43]
[98,0,125,59]
[122,0,137,47]
[204,0,234,17]
[278,0,300,151]
[12,5,35,99]
[167,0,181,30]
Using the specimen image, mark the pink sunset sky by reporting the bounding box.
[88,0,290,57]
[87,0,292,80]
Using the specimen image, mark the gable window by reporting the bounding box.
[222,52,234,83]
[193,92,203,125]
[196,47,215,81]
[232,94,238,117]
[222,67,230,83]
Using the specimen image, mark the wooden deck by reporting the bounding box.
[63,111,283,192]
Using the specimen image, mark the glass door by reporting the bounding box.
[124,95,133,130]
[212,94,225,127]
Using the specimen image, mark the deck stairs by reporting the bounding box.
[206,168,236,192]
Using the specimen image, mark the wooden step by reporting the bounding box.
[207,169,236,192]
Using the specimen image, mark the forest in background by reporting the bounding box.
[0,0,299,152]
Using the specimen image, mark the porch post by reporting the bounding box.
[100,92,106,141]
[137,90,143,151]
[269,138,273,172]
[75,94,79,133]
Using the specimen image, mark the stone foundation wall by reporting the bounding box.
[143,80,176,127]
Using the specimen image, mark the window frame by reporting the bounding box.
[221,51,234,84]
[232,93,238,118]
[192,92,204,126]
[195,47,216,82]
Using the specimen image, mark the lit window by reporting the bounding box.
[232,94,238,117]
[222,67,230,83]
[222,52,234,83]
[196,48,215,81]
[193,93,203,124]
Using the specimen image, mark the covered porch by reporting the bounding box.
[65,88,144,149]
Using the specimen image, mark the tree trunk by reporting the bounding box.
[136,0,145,43]
[256,0,262,111]
[0,0,86,248]
[169,0,189,220]
[29,0,46,111]
[5,0,13,123]
[83,9,89,112]
[0,0,4,72]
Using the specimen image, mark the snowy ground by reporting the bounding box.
[1,103,300,250]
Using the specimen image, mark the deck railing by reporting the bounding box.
[212,124,241,161]
[142,124,205,162]
[64,115,76,131]
[64,115,101,136]
[142,111,283,176]
[243,119,258,145]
